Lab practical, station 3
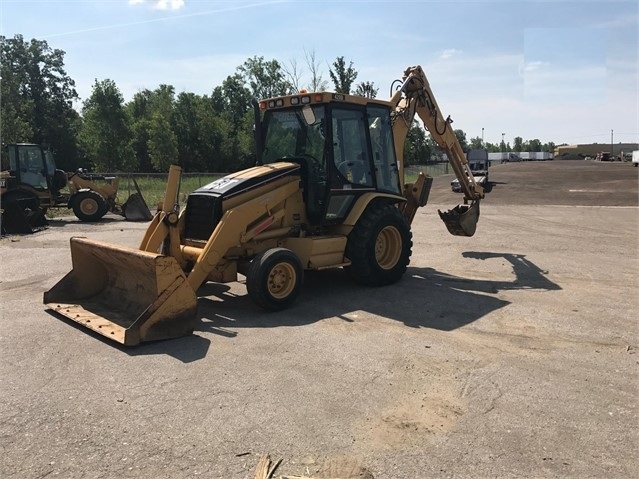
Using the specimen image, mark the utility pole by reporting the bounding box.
[501,132,505,163]
[611,129,614,158]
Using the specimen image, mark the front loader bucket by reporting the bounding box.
[44,237,198,346]
[438,201,480,237]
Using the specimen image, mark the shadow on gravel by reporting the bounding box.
[47,310,213,363]
[125,334,212,363]
[196,251,561,334]
[48,252,559,363]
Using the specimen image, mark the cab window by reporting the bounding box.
[331,107,373,188]
[367,105,400,194]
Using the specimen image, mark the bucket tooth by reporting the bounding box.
[44,237,198,345]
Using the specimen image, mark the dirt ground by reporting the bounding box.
[1,160,637,478]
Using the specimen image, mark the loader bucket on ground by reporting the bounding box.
[43,237,198,346]
[122,177,152,221]
[438,201,480,237]
[122,193,153,221]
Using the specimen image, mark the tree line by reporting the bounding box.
[1,34,556,173]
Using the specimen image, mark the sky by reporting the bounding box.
[1,0,637,147]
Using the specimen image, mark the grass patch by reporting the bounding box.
[122,174,222,210]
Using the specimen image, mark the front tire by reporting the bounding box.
[345,202,412,286]
[72,190,107,222]
[1,190,45,234]
[246,248,304,311]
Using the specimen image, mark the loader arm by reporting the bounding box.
[139,164,303,290]
[390,65,483,236]
[182,178,301,291]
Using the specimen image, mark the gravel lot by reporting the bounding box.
[1,160,637,478]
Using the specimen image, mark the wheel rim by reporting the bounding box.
[375,225,402,270]
[80,198,99,216]
[267,262,296,299]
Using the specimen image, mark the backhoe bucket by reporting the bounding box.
[438,201,480,237]
[44,237,198,346]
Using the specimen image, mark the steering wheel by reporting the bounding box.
[337,160,365,179]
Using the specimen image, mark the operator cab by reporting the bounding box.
[258,93,401,226]
[4,143,49,190]
[2,143,65,193]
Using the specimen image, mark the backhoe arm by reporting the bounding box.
[391,65,483,202]
[390,65,483,236]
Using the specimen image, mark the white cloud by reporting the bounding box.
[155,0,185,10]
[129,0,186,10]
[521,60,548,73]
[440,48,461,60]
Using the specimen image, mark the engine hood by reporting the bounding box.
[193,161,300,199]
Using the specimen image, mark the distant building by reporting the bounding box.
[554,143,639,159]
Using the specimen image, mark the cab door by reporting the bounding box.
[324,105,375,223]
[324,103,400,223]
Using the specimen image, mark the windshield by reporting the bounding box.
[261,105,326,164]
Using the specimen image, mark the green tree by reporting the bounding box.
[328,56,358,94]
[404,122,430,166]
[148,112,178,171]
[454,129,468,151]
[513,136,523,152]
[426,135,444,161]
[528,138,542,152]
[78,79,134,171]
[0,34,80,169]
[238,56,292,100]
[484,142,500,153]
[127,90,153,172]
[468,136,484,149]
[542,141,556,153]
[173,92,200,171]
[126,85,177,172]
[211,73,252,126]
[354,81,378,98]
[195,98,233,172]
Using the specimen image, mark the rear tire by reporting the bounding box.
[72,191,107,222]
[345,202,412,286]
[246,248,303,311]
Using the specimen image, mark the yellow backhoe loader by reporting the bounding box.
[44,65,484,345]
[1,143,152,234]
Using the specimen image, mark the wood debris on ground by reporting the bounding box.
[254,453,282,479]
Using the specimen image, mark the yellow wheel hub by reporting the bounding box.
[375,225,402,270]
[267,262,296,299]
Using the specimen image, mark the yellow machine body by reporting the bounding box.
[44,65,483,345]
